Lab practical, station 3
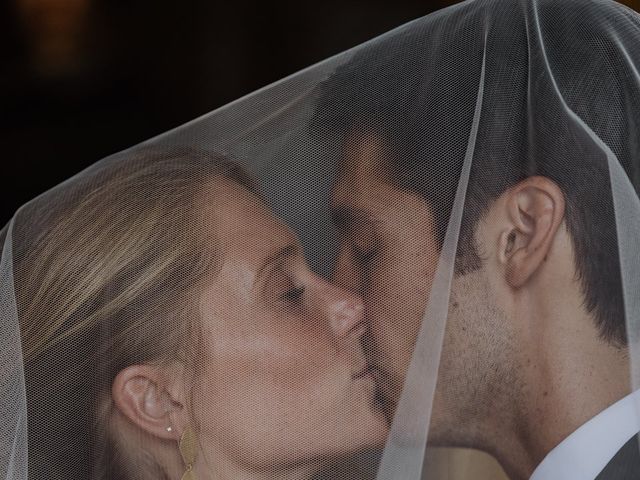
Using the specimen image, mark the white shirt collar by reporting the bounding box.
[530,389,640,480]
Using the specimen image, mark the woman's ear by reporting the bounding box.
[112,364,186,441]
[498,176,566,288]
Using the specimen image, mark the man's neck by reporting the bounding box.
[490,315,631,480]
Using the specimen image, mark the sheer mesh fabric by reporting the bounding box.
[2,1,640,479]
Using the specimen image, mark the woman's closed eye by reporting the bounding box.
[281,285,305,302]
[265,267,306,308]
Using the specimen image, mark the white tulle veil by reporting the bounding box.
[3,0,640,478]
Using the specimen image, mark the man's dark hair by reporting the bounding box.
[311,0,640,345]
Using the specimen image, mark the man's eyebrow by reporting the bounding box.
[330,206,373,229]
[256,244,299,282]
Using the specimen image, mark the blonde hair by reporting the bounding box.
[11,148,258,479]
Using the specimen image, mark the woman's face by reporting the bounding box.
[192,179,388,472]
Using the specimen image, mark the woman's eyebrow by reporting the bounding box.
[255,244,300,283]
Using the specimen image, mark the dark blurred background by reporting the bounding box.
[2,0,639,225]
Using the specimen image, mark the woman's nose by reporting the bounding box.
[326,287,365,338]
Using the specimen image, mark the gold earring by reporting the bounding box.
[179,426,198,480]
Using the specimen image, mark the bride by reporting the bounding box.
[7,147,387,479]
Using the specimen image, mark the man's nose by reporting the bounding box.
[333,245,362,294]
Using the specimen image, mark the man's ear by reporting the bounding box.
[112,364,186,441]
[497,176,565,288]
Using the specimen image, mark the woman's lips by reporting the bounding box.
[352,365,387,414]
[352,364,374,380]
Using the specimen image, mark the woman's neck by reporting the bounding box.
[192,454,323,480]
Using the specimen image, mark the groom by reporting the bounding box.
[312,0,640,479]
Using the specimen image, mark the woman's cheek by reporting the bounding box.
[205,325,332,388]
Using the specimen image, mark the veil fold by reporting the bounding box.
[3,1,640,479]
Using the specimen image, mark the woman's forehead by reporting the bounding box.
[198,178,297,262]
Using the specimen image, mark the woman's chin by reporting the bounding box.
[336,417,389,457]
[342,378,390,449]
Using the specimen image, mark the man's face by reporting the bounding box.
[330,134,441,417]
[330,134,521,444]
